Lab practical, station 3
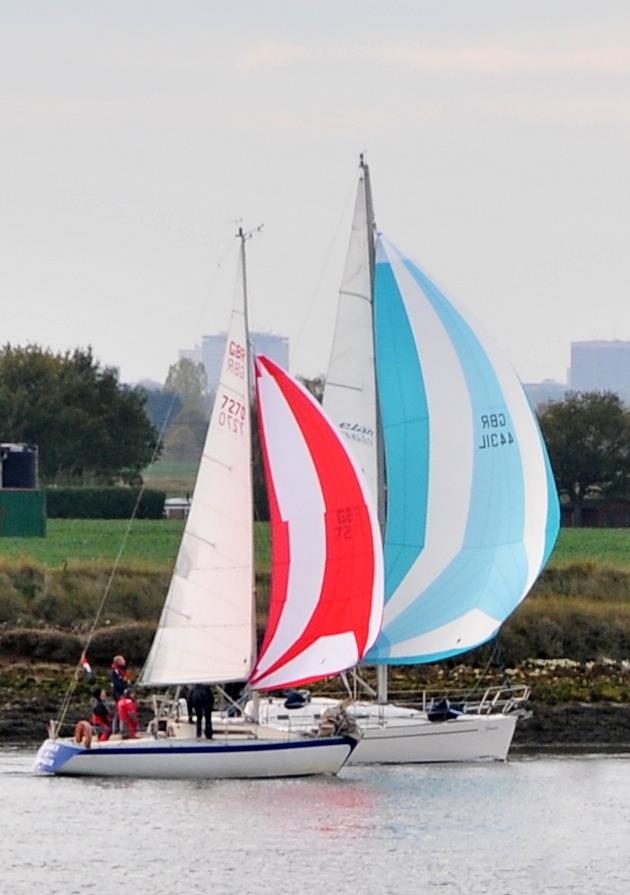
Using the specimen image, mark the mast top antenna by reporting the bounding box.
[236,223,264,241]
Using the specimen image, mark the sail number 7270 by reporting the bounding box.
[218,394,246,435]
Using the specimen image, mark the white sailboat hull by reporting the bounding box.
[349,713,516,763]
[33,735,356,779]
[252,699,517,763]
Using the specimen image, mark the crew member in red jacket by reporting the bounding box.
[117,687,139,739]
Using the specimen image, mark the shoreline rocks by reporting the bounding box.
[3,658,630,751]
[3,696,630,752]
[512,702,630,751]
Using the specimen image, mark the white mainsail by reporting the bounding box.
[141,250,255,686]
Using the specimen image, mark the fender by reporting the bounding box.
[74,720,93,749]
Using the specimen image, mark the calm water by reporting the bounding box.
[2,749,629,895]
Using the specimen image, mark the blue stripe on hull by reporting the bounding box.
[34,736,356,776]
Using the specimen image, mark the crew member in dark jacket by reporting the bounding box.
[190,684,214,739]
[91,688,112,741]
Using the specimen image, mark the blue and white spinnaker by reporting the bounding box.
[366,235,559,663]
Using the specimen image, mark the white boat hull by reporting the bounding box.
[349,713,516,763]
[251,698,518,764]
[33,734,356,779]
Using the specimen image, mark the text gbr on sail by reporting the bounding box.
[478,412,514,450]
[228,340,246,379]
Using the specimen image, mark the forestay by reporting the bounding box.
[249,356,383,690]
[366,235,560,664]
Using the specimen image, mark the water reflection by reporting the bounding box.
[2,750,630,895]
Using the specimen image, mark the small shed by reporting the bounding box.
[164,497,191,520]
[0,443,46,537]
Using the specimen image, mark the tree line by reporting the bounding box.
[0,345,158,484]
[538,391,630,526]
[3,344,629,526]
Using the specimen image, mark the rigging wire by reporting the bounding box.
[53,398,179,736]
[461,633,510,704]
[291,179,357,373]
[52,233,239,739]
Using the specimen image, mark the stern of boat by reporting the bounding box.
[33,738,84,775]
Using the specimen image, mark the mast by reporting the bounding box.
[360,156,388,705]
[237,224,264,715]
[360,155,386,537]
[237,226,257,672]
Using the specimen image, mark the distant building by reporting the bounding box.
[199,332,289,393]
[569,340,630,404]
[523,380,568,410]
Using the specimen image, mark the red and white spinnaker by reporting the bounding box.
[249,356,383,691]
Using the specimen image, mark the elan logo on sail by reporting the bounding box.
[478,412,515,450]
[339,421,374,444]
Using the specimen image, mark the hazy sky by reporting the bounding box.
[2,1,629,386]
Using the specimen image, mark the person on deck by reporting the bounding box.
[91,687,112,741]
[117,687,139,739]
[190,684,214,740]
[181,685,194,725]
[110,655,130,734]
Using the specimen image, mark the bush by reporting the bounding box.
[45,487,165,520]
[0,623,156,666]
[0,564,168,629]
[104,574,165,623]
[89,623,156,666]
[535,563,630,601]
[0,628,81,662]
[500,599,630,664]
[0,575,27,624]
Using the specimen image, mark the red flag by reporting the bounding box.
[80,657,92,675]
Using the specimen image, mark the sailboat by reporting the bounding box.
[252,159,560,763]
[34,226,383,779]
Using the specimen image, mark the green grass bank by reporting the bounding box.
[1,525,630,677]
[2,525,630,744]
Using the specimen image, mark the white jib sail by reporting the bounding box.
[323,166,379,506]
[141,261,255,686]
